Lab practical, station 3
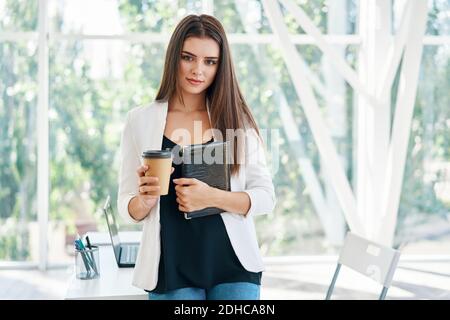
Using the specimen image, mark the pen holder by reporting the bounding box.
[75,246,100,280]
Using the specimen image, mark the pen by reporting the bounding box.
[84,236,98,275]
[86,236,92,249]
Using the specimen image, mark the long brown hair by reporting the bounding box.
[155,14,260,176]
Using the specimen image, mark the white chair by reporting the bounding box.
[325,232,402,300]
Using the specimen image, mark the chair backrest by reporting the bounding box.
[326,232,402,300]
[338,232,401,288]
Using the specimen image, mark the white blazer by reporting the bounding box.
[117,100,276,291]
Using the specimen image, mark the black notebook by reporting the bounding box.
[181,140,231,219]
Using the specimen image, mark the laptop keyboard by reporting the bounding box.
[121,245,138,263]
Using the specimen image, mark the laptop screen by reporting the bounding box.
[103,197,121,260]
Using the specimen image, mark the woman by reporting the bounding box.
[118,14,276,300]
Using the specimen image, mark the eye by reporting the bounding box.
[182,55,193,61]
[205,59,217,65]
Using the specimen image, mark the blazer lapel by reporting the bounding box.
[137,101,169,154]
[159,100,169,140]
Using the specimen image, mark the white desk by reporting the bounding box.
[65,232,147,300]
[84,231,142,246]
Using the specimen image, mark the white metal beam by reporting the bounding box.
[262,0,365,236]
[3,33,448,46]
[49,32,361,45]
[0,31,38,41]
[423,35,450,45]
[357,0,392,241]
[321,0,348,245]
[376,0,413,100]
[378,0,428,245]
[37,0,49,271]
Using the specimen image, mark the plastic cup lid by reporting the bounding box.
[142,150,172,158]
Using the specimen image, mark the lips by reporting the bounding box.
[186,78,204,85]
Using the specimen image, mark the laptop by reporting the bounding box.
[103,196,139,268]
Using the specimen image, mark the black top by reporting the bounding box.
[150,135,262,293]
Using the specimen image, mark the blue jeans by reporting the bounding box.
[148,282,260,300]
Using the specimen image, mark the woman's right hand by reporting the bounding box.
[135,165,174,211]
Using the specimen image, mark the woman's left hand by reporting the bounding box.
[173,178,214,213]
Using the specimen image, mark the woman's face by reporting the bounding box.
[178,36,220,96]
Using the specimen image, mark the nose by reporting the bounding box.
[191,61,204,77]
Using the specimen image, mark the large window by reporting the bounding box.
[0,0,449,267]
[0,0,38,263]
[48,40,168,263]
[396,44,450,252]
[0,41,38,262]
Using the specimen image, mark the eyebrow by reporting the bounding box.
[182,50,219,59]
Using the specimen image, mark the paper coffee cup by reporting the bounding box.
[142,150,173,196]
